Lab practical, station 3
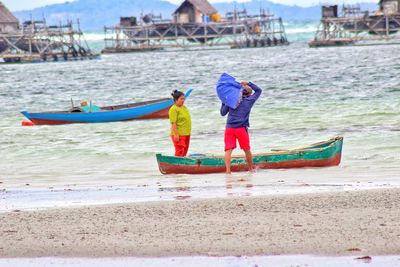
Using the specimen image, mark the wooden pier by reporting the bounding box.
[310,2,400,47]
[0,2,98,64]
[0,20,99,63]
[102,0,288,53]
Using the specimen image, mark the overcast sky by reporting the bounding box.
[4,0,377,11]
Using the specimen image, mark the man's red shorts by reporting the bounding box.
[224,127,250,151]
[171,135,191,157]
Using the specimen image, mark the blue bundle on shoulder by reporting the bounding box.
[216,73,243,109]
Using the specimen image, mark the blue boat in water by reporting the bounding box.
[21,89,193,126]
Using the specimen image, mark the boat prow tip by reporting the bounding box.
[185,88,194,97]
[21,120,35,127]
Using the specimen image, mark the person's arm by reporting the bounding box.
[171,123,179,142]
[247,82,262,102]
[220,103,229,116]
[169,107,179,142]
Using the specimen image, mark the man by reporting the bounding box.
[220,82,262,174]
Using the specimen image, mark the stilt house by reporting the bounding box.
[0,1,18,33]
[173,0,218,23]
[379,0,400,14]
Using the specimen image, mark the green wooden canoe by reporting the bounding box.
[156,136,343,175]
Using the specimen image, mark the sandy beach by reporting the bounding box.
[1,188,400,257]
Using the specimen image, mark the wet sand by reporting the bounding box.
[1,188,400,257]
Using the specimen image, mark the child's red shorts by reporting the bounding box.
[224,127,250,151]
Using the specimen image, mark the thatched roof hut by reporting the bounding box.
[379,0,400,13]
[173,0,218,23]
[0,1,18,33]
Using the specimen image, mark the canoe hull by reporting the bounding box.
[157,153,342,174]
[156,136,343,175]
[24,106,170,125]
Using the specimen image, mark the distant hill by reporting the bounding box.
[14,0,176,31]
[13,0,379,31]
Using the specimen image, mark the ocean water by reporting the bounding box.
[0,32,400,210]
[284,20,319,42]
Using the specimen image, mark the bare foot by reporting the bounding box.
[247,166,257,174]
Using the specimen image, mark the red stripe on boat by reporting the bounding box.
[28,118,75,125]
[133,107,169,120]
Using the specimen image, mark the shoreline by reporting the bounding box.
[1,188,400,257]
